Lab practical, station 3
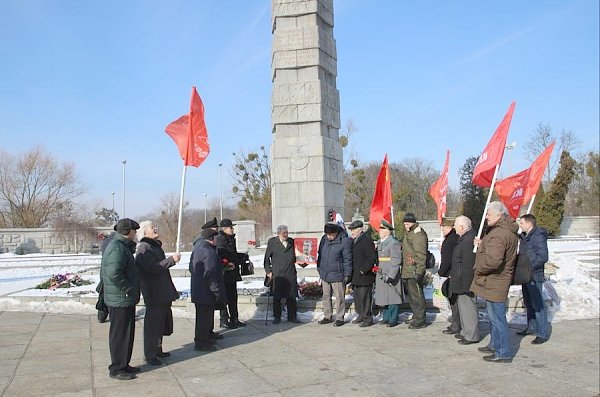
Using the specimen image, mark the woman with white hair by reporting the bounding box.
[135,221,181,365]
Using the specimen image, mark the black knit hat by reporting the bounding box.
[403,213,417,223]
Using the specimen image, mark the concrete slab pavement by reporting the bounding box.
[0,311,598,396]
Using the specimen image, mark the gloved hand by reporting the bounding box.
[385,277,394,284]
[415,274,424,285]
[344,276,351,285]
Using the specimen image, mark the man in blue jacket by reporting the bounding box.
[518,214,550,344]
[317,222,353,326]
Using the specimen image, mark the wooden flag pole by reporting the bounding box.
[175,164,187,254]
[473,164,500,253]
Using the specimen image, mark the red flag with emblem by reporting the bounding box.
[369,154,393,229]
[428,150,450,224]
[472,102,515,187]
[165,86,210,167]
[495,142,555,218]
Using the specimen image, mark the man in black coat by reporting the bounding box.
[348,221,377,327]
[451,215,480,344]
[215,219,245,329]
[264,225,299,324]
[437,217,460,335]
[189,228,226,352]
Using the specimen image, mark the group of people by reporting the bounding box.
[98,216,247,380]
[313,213,430,329]
[438,201,550,363]
[98,201,550,381]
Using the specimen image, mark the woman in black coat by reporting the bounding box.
[264,225,299,323]
[135,221,180,365]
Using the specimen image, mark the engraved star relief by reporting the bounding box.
[288,143,310,170]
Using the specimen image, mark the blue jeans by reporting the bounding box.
[486,300,511,358]
[522,281,550,339]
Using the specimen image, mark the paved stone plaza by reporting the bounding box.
[0,311,598,396]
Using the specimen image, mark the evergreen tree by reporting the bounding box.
[535,151,576,237]
[459,156,486,230]
[531,185,545,217]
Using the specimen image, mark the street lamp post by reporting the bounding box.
[111,192,115,221]
[505,142,517,174]
[203,193,208,223]
[122,160,127,218]
[218,163,223,221]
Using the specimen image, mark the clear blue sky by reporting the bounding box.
[1,0,598,218]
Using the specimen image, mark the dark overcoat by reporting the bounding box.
[449,229,477,295]
[520,227,549,282]
[215,231,243,283]
[135,237,179,306]
[263,236,297,299]
[189,237,226,307]
[350,232,378,287]
[438,229,458,277]
[100,232,140,307]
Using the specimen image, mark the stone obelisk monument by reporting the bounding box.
[271,0,344,236]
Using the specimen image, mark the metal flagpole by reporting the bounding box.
[473,164,500,253]
[175,164,187,254]
[525,194,536,215]
[390,205,395,237]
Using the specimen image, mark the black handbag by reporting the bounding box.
[240,253,254,276]
[512,253,533,285]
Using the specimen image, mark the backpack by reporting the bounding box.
[425,250,436,269]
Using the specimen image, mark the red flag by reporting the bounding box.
[472,102,515,187]
[165,86,210,167]
[495,142,555,218]
[428,150,450,224]
[524,141,555,201]
[495,169,530,219]
[369,154,393,229]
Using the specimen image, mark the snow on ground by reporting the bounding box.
[0,239,598,323]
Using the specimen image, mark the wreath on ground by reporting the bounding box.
[298,281,322,299]
[35,273,93,290]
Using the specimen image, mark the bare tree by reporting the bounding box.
[53,200,103,253]
[340,118,359,169]
[231,146,271,239]
[0,146,86,228]
[524,123,579,183]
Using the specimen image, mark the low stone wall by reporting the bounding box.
[0,216,596,254]
[0,227,113,254]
